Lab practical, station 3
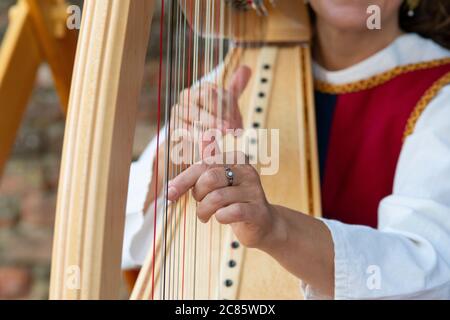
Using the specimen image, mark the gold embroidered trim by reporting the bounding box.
[315,58,450,94]
[403,71,450,140]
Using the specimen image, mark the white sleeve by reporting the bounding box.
[121,128,165,269]
[304,84,450,300]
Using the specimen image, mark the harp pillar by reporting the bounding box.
[49,0,155,299]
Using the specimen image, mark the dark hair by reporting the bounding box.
[400,0,450,49]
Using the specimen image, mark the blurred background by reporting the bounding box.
[0,0,163,299]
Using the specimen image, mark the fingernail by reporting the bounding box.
[168,187,178,200]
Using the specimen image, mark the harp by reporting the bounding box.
[49,0,321,300]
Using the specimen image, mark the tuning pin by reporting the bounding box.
[228,0,275,15]
[227,0,250,11]
[252,0,268,16]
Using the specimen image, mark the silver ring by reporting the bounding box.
[225,167,234,187]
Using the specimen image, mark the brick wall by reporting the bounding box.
[0,0,162,299]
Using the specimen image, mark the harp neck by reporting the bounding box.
[182,0,312,44]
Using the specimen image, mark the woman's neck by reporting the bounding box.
[313,18,404,71]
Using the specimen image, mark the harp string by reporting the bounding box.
[170,1,181,301]
[160,0,173,300]
[151,0,166,301]
[178,0,188,300]
[151,0,241,300]
[173,1,182,300]
[205,0,212,300]
[192,0,199,300]
[218,0,227,300]
[176,0,188,300]
[211,0,218,299]
[182,0,194,300]
[169,0,181,300]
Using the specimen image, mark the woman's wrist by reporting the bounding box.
[257,204,335,297]
[257,204,290,255]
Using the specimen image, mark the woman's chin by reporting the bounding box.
[310,0,403,32]
[324,13,370,31]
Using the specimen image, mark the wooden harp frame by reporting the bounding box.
[49,0,321,300]
[0,0,77,178]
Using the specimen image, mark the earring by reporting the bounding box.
[406,0,420,17]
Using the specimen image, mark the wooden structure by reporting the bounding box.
[49,0,321,300]
[0,0,77,177]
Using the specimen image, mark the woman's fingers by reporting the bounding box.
[192,165,246,201]
[168,152,250,201]
[197,187,247,223]
[228,66,252,98]
[167,162,209,201]
[179,84,220,116]
[174,103,223,129]
[176,66,251,130]
[179,88,232,128]
[174,105,216,126]
[215,203,251,225]
[226,66,252,129]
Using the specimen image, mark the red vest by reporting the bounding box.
[315,60,450,228]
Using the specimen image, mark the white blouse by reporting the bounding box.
[122,33,450,300]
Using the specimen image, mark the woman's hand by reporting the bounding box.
[175,66,252,131]
[166,152,334,298]
[167,152,287,250]
[144,66,335,298]
[144,66,252,210]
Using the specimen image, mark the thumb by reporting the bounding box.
[225,66,251,130]
[228,65,252,98]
